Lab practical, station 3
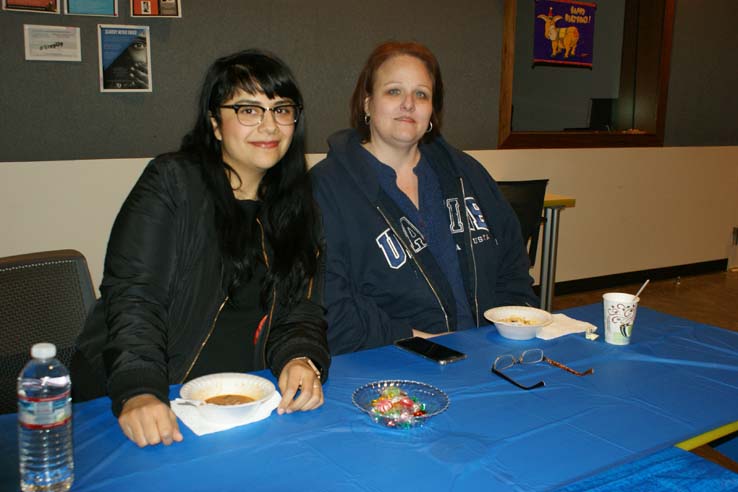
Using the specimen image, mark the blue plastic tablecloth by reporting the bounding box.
[1,305,738,491]
[559,446,738,491]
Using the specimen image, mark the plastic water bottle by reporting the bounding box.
[17,343,74,492]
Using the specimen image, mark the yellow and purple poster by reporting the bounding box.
[534,0,596,68]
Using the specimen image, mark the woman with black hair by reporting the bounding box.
[72,49,330,447]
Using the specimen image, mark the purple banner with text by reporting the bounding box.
[534,0,596,67]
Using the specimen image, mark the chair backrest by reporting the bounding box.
[497,179,549,268]
[0,250,95,414]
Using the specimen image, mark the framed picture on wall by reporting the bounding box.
[97,24,152,93]
[130,0,180,18]
[2,0,60,14]
[65,0,117,16]
[24,24,81,61]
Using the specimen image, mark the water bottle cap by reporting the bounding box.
[31,343,56,359]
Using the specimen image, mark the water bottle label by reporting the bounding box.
[18,390,72,429]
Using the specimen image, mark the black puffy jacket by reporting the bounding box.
[74,152,330,416]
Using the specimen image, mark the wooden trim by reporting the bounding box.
[655,0,676,142]
[690,444,738,474]
[497,0,675,149]
[499,131,661,149]
[497,0,516,147]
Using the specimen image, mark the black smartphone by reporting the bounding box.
[394,337,467,365]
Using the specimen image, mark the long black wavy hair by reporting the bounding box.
[180,49,319,306]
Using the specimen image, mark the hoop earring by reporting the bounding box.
[426,121,433,134]
[364,114,370,125]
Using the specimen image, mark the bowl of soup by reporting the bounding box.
[484,306,553,340]
[179,373,276,424]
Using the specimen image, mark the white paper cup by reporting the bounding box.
[602,293,639,345]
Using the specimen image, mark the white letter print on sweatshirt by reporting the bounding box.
[375,197,489,269]
[375,216,427,270]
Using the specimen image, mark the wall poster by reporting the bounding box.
[65,0,118,16]
[97,24,152,92]
[24,24,81,61]
[3,0,60,14]
[534,0,597,68]
[130,0,180,17]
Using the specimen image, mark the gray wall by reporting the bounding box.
[0,0,502,161]
[0,0,735,162]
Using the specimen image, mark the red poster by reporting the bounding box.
[131,0,157,15]
[130,0,179,17]
[3,0,60,13]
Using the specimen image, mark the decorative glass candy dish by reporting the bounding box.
[352,380,449,429]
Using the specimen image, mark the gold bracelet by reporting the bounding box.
[292,356,321,380]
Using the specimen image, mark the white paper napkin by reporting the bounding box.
[171,391,281,436]
[537,313,598,340]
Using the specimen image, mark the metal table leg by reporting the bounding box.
[539,206,563,312]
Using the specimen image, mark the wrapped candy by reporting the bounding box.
[369,385,427,428]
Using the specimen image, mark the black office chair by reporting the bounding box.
[0,250,95,414]
[497,179,549,267]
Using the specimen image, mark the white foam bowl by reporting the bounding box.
[484,306,553,340]
[180,373,276,424]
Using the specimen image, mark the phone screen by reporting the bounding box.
[394,337,467,365]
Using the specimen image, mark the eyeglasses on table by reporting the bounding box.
[491,348,594,390]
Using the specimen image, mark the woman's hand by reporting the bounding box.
[277,358,324,415]
[118,393,183,447]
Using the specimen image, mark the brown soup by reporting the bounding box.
[205,394,255,405]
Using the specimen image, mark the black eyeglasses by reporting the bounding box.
[491,348,594,390]
[220,103,301,127]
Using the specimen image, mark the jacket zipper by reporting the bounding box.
[261,289,277,367]
[256,218,276,367]
[376,205,450,332]
[259,237,321,366]
[181,217,275,383]
[180,295,229,383]
[459,177,481,327]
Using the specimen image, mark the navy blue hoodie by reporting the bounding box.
[312,129,538,355]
